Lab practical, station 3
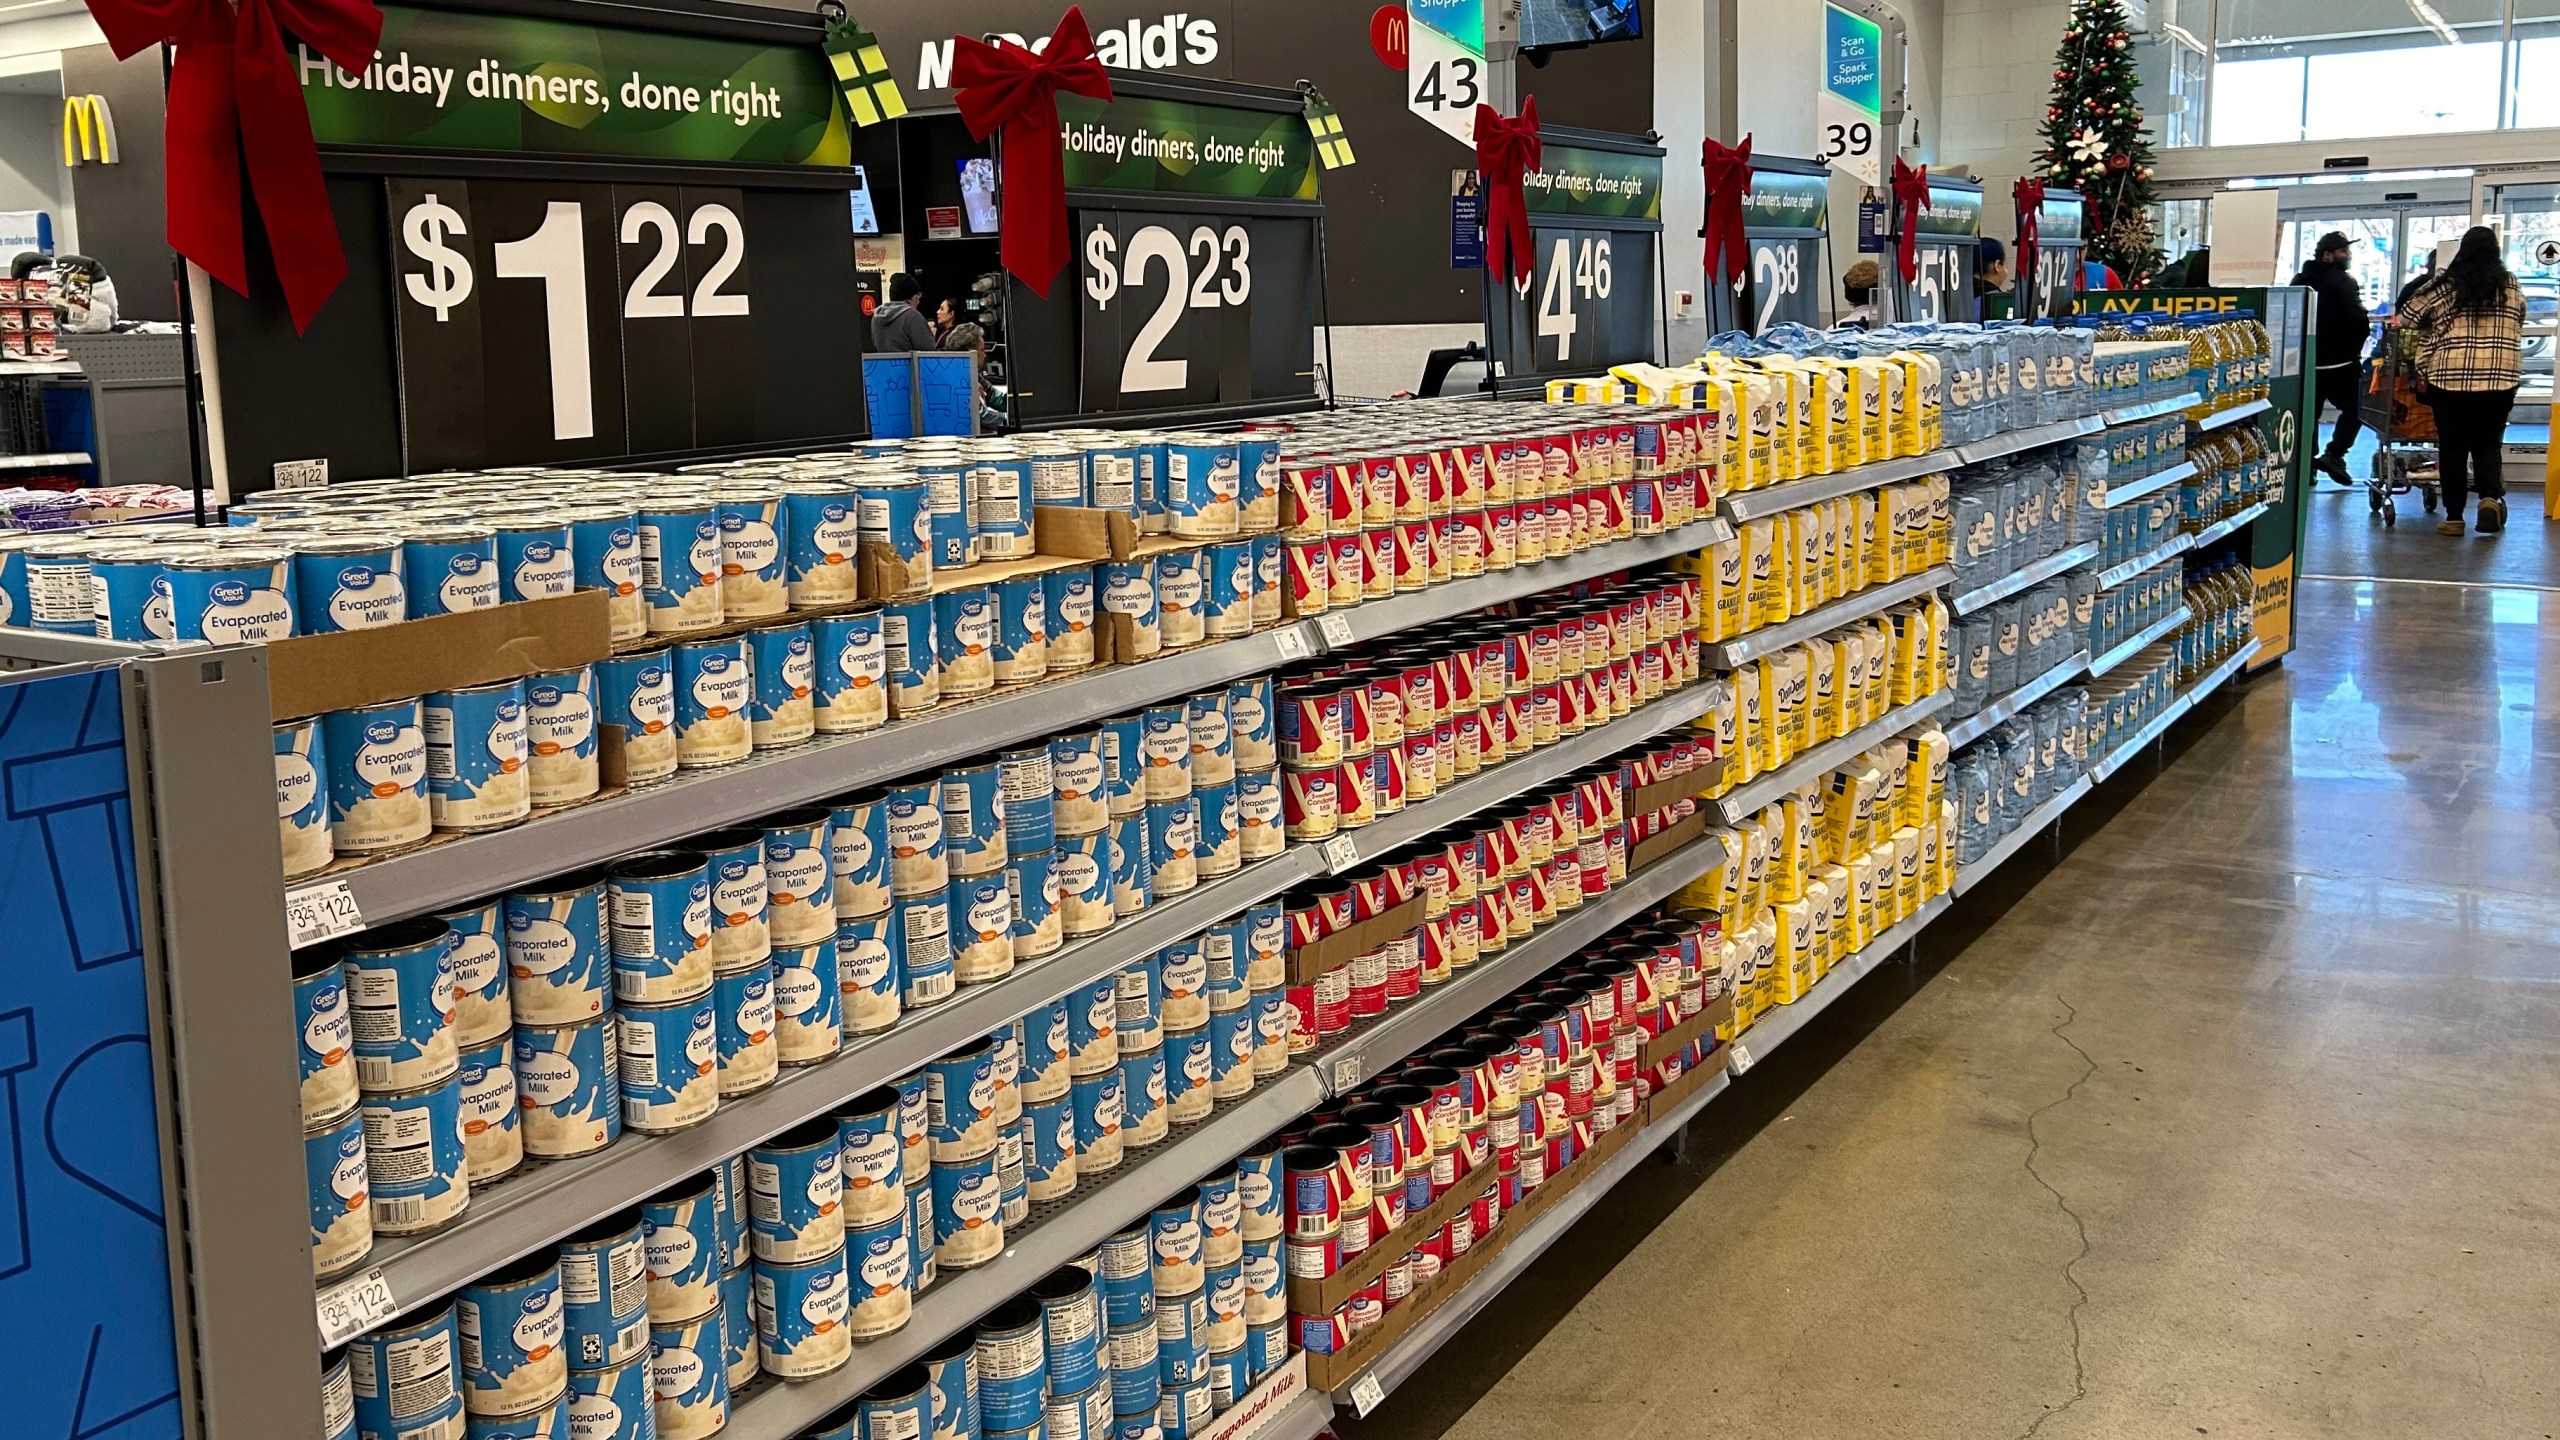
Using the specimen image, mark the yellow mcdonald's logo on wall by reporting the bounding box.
[62,94,116,166]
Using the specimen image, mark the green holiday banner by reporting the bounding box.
[1743,169,1829,234]
[2037,193,2087,242]
[1522,144,1664,221]
[1912,181,1984,237]
[296,4,851,166]
[1058,94,1318,200]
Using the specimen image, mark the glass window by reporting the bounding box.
[2212,0,2505,144]
[2509,3,2560,127]
[2209,56,2306,144]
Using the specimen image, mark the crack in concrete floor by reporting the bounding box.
[2018,995,2097,1440]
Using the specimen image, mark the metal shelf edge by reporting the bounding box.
[2099,392,2202,427]
[1345,1067,1733,1401]
[1705,568,1954,669]
[1309,829,1729,1097]
[2094,533,2193,590]
[1950,543,2101,616]
[1950,415,2103,465]
[2192,398,2271,432]
[723,1069,1330,1439]
[0,450,92,468]
[1952,776,2094,895]
[1719,451,1956,524]
[1942,650,2091,750]
[2100,460,2196,509]
[2087,607,2192,679]
[2192,502,2271,548]
[1713,692,1953,824]
[2089,695,2193,782]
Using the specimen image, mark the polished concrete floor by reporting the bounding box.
[2299,417,2560,588]
[1347,577,2560,1439]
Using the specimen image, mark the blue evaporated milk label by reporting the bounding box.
[458,1262,566,1412]
[349,1310,465,1439]
[275,716,332,880]
[88,545,177,640]
[639,494,724,633]
[566,1356,652,1440]
[504,876,609,1024]
[882,596,940,714]
[359,1073,468,1235]
[716,492,787,614]
[304,1107,370,1278]
[812,608,889,735]
[513,1017,619,1160]
[856,474,933,597]
[403,525,502,617]
[781,480,862,607]
[425,679,530,833]
[168,549,296,642]
[345,919,458,1092]
[497,519,576,603]
[752,1250,853,1377]
[523,666,599,807]
[594,648,677,784]
[618,993,719,1134]
[647,1313,728,1437]
[828,792,892,918]
[747,622,816,749]
[566,503,644,642]
[322,698,430,854]
[291,538,408,633]
[607,851,715,1003]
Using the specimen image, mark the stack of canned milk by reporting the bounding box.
[1282,901,1726,1355]
[296,694,1298,1278]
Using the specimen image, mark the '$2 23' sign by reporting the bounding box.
[1080,219,1253,397]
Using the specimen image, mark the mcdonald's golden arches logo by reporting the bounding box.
[62,94,117,167]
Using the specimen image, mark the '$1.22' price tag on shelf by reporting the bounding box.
[316,1268,398,1348]
[286,880,364,949]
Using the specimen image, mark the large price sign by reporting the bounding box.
[1725,159,1830,335]
[1890,178,1983,326]
[1008,81,1325,427]
[2021,188,2085,320]
[1484,133,1664,386]
[1073,211,1317,414]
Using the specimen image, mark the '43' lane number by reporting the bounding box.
[1084,222,1253,394]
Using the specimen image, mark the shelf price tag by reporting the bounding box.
[1273,627,1312,663]
[1320,836,1360,873]
[1728,1041,1755,1074]
[1332,1054,1367,1094]
[286,880,365,949]
[1316,614,1355,649]
[316,1268,398,1348]
[1349,1373,1387,1418]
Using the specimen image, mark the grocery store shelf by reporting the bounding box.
[2094,533,2193,590]
[2088,607,2191,679]
[296,522,1730,938]
[2100,392,2202,427]
[2192,500,2270,548]
[1302,516,1734,651]
[1309,827,1728,1097]
[1726,897,1951,1073]
[1317,682,1718,878]
[1703,567,1952,669]
[1337,1066,1732,1405]
[1718,451,1956,524]
[1943,650,2090,750]
[2100,460,2196,508]
[1713,691,1953,824]
[327,670,1728,1342]
[725,1067,1329,1440]
[1950,415,2103,465]
[341,850,1318,1337]
[0,450,89,469]
[1950,542,2100,616]
[2088,640,2257,784]
[1952,777,2093,895]
[2192,397,2271,432]
[1250,1384,1340,1440]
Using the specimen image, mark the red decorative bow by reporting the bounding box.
[1473,96,1542,287]
[89,0,382,333]
[1891,157,1929,284]
[1701,134,1753,290]
[2014,176,2046,261]
[952,7,1114,298]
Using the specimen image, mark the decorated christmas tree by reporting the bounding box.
[2038,0,2163,284]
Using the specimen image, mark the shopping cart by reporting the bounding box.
[2358,321,2439,527]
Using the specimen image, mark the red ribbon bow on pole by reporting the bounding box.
[1473,96,1541,287]
[2014,176,2046,261]
[1891,157,1930,285]
[1701,134,1754,290]
[89,0,383,333]
[952,7,1114,299]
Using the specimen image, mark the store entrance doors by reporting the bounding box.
[2473,177,2560,409]
[2271,200,2471,318]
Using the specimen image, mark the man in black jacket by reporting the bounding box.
[870,272,940,353]
[2292,231,2372,485]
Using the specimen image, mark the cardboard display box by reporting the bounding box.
[1641,1050,1727,1128]
[1636,991,1738,1075]
[1301,1108,1645,1391]
[268,590,611,721]
[1627,809,1709,876]
[1629,754,1726,819]
[1284,1154,1498,1317]
[1286,893,1429,986]
[1195,1351,1311,1440]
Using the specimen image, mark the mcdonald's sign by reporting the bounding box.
[61,94,116,166]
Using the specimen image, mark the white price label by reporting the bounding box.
[1332,1055,1366,1094]
[1321,836,1360,873]
[272,458,330,491]
[1349,1373,1387,1418]
[1317,614,1355,649]
[286,880,364,949]
[1274,627,1312,662]
[1728,1041,1755,1074]
[315,1268,398,1348]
